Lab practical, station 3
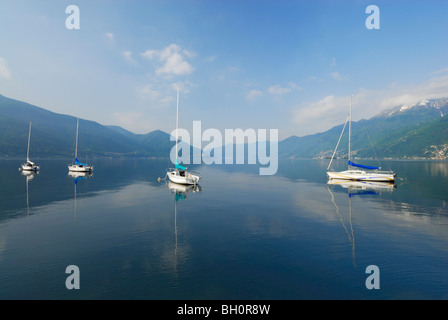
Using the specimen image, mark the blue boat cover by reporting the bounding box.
[348,160,379,170]
[75,158,87,166]
[175,159,186,171]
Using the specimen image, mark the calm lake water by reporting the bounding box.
[0,158,447,300]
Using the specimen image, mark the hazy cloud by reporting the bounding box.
[292,73,448,136]
[142,44,194,76]
[111,112,153,134]
[331,72,344,81]
[268,83,300,95]
[105,32,114,42]
[0,57,11,80]
[123,51,136,64]
[268,85,291,95]
[246,89,263,101]
[330,57,336,67]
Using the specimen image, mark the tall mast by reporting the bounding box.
[26,121,32,162]
[348,94,353,168]
[75,118,79,159]
[175,87,179,161]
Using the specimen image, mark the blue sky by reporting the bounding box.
[0,0,447,139]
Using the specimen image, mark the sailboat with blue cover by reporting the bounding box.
[327,94,396,182]
[68,118,93,173]
[167,88,201,185]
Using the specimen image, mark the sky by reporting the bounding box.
[0,0,447,140]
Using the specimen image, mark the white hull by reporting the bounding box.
[22,164,39,171]
[167,169,200,185]
[68,164,93,172]
[327,170,395,182]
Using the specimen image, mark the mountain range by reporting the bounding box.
[1,93,448,160]
[0,94,172,159]
[279,98,448,160]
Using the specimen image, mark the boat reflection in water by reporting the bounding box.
[327,179,396,267]
[327,178,396,194]
[167,181,201,273]
[21,169,39,216]
[68,171,93,222]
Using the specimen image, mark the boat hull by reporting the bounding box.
[68,164,93,172]
[22,165,39,171]
[167,170,200,185]
[327,170,395,182]
[21,161,39,171]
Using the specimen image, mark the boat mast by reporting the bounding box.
[348,94,353,168]
[75,118,79,159]
[175,87,179,162]
[26,121,32,162]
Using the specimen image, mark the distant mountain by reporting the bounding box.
[0,94,173,158]
[279,98,448,160]
[2,94,448,160]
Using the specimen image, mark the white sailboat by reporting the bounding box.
[21,121,40,171]
[166,88,201,185]
[68,118,93,173]
[327,94,396,182]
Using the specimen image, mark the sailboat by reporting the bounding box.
[68,118,93,173]
[327,94,396,182]
[166,87,201,185]
[21,121,40,171]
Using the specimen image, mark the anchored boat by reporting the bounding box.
[166,87,201,185]
[68,118,93,173]
[21,121,40,172]
[327,94,396,182]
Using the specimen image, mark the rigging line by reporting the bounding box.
[327,185,352,243]
[359,118,390,171]
[327,114,350,171]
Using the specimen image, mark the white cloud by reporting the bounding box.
[123,51,136,64]
[293,95,349,134]
[142,44,194,76]
[432,67,448,75]
[331,72,344,81]
[267,83,301,95]
[136,84,161,101]
[136,81,194,105]
[246,89,263,101]
[268,84,291,95]
[105,32,114,42]
[0,57,11,80]
[292,73,448,136]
